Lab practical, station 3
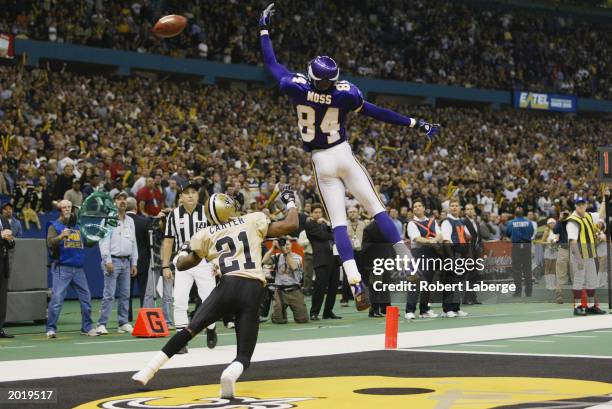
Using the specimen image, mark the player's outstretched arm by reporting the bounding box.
[259,3,292,83]
[359,101,440,139]
[267,185,299,237]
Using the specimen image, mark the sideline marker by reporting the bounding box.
[385,306,399,349]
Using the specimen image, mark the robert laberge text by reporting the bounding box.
[372,281,517,294]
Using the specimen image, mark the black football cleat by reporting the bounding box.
[350,281,371,311]
[206,328,218,349]
[585,306,606,315]
[573,307,587,316]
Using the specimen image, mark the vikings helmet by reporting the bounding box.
[308,56,339,91]
[205,193,240,225]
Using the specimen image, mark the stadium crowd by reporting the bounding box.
[0,64,609,231]
[2,0,610,99]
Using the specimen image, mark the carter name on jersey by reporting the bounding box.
[208,217,246,234]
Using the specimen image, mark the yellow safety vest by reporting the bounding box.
[568,212,597,259]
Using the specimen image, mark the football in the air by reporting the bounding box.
[152,15,187,38]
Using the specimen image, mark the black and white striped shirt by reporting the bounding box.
[164,204,209,253]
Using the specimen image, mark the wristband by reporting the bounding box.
[286,201,296,210]
[260,29,269,36]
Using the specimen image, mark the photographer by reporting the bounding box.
[262,238,308,324]
[553,210,571,304]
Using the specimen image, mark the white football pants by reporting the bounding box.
[311,142,385,228]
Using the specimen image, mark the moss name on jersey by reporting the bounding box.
[190,212,269,284]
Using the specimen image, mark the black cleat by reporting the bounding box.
[310,314,319,321]
[322,313,342,319]
[585,306,607,315]
[0,330,14,338]
[206,328,218,349]
[573,307,587,316]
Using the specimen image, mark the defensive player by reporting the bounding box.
[132,187,299,398]
[259,4,440,293]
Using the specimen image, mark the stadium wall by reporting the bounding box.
[15,39,612,113]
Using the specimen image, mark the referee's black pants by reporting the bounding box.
[162,275,264,369]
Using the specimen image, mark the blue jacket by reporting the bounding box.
[506,217,534,243]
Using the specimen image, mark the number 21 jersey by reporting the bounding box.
[189,212,270,284]
[280,73,364,151]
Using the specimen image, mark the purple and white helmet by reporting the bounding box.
[308,56,339,90]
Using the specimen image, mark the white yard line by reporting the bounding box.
[552,334,597,338]
[399,349,612,360]
[507,339,555,343]
[457,344,507,348]
[1,315,610,381]
[0,345,35,349]
[527,309,569,314]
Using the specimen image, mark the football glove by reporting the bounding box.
[278,184,296,208]
[179,241,193,255]
[259,3,275,28]
[417,119,440,139]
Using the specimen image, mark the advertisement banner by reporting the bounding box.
[514,91,576,113]
[483,241,513,276]
[0,33,14,59]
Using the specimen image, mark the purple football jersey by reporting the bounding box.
[279,73,364,151]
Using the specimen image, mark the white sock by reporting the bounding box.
[220,361,244,398]
[222,361,244,381]
[207,323,216,330]
[147,351,169,373]
[342,259,361,284]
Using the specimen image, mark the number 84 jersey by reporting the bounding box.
[280,73,364,151]
[189,212,270,284]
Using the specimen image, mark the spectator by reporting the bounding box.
[306,204,340,321]
[137,177,163,217]
[164,179,179,208]
[63,178,83,207]
[45,200,98,338]
[96,191,138,335]
[1,203,22,238]
[12,178,33,217]
[54,163,75,200]
[0,210,15,338]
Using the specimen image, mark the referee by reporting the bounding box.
[162,180,217,353]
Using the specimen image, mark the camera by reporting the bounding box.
[278,238,287,247]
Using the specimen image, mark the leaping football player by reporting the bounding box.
[259,4,440,301]
[132,187,299,398]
